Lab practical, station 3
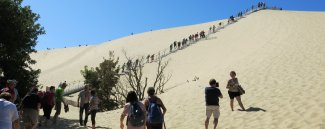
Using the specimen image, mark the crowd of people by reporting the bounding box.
[116,70,245,129]
[0,81,69,129]
[0,65,246,129]
[0,80,101,129]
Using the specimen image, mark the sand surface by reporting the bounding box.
[31,10,325,129]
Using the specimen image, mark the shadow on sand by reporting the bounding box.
[241,107,267,112]
[37,117,111,129]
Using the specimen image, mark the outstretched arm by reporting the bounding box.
[61,95,67,105]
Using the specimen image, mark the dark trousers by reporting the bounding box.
[90,110,97,125]
[79,103,89,125]
[43,104,53,119]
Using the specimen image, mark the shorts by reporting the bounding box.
[147,123,163,129]
[206,106,220,118]
[55,101,62,115]
[228,91,240,99]
[23,108,39,126]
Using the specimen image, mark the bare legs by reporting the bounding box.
[205,117,209,129]
[230,99,234,111]
[230,96,245,111]
[205,117,219,129]
[213,118,219,129]
[235,96,245,110]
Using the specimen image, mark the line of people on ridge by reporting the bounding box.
[119,3,275,74]
[169,30,206,53]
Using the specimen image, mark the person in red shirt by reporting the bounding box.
[41,86,55,126]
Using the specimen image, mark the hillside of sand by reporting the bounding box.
[31,10,325,129]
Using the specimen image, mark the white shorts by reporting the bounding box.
[206,106,220,118]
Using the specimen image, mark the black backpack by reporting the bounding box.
[127,102,145,127]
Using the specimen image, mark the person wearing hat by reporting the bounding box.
[205,79,223,129]
[0,80,19,103]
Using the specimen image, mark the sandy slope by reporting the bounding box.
[32,10,325,129]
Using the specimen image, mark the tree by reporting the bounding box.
[0,0,45,97]
[80,66,99,88]
[116,50,171,102]
[81,51,121,111]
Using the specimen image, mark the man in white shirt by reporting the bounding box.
[0,92,20,129]
[78,85,91,126]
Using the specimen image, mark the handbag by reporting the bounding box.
[237,85,245,95]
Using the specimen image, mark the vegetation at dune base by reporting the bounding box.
[81,50,171,110]
[0,0,45,98]
[81,51,121,111]
[116,50,171,102]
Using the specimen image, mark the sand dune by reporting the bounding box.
[33,10,325,129]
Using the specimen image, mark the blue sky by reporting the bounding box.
[22,0,325,50]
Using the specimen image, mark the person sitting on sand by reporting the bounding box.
[144,87,167,129]
[170,44,173,52]
[120,91,146,129]
[226,71,245,111]
[205,79,223,129]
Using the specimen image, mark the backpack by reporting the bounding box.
[127,102,145,127]
[147,98,163,124]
